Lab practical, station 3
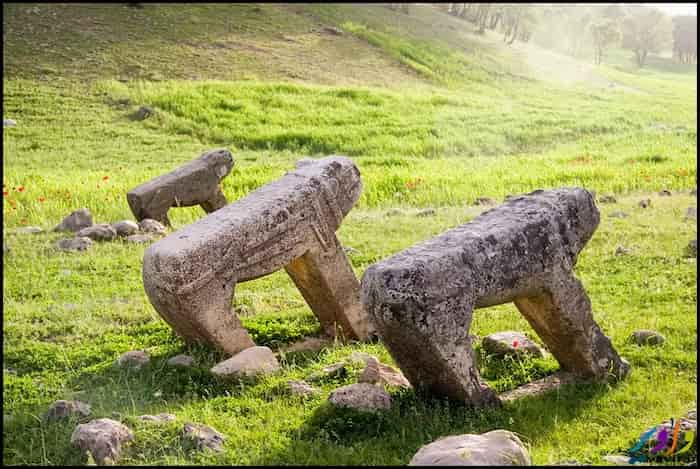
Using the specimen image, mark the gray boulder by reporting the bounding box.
[56,237,93,252]
[77,224,117,242]
[46,400,91,421]
[631,330,665,346]
[482,331,546,358]
[328,383,392,412]
[54,208,93,232]
[210,346,279,379]
[409,430,531,466]
[70,418,134,465]
[182,422,225,452]
[111,220,139,237]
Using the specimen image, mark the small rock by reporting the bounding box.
[46,400,91,421]
[482,331,545,358]
[416,208,436,217]
[77,224,117,242]
[111,220,139,237]
[308,362,347,382]
[134,105,154,121]
[409,430,531,466]
[211,346,279,379]
[385,208,405,217]
[4,119,17,127]
[182,422,225,453]
[287,380,318,397]
[328,383,392,412]
[138,413,176,424]
[608,211,628,219]
[358,357,412,389]
[685,207,697,220]
[685,239,697,258]
[348,351,376,364]
[615,245,632,256]
[598,194,617,204]
[14,226,42,234]
[659,189,672,197]
[603,454,632,465]
[71,418,134,465]
[474,197,497,206]
[56,237,93,252]
[126,234,154,244]
[638,199,651,208]
[54,208,93,232]
[631,330,665,346]
[322,25,343,35]
[167,354,195,367]
[116,350,150,369]
[138,218,166,234]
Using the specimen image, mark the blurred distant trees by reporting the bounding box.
[621,7,672,67]
[672,15,697,63]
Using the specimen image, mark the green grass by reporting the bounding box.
[3,2,697,466]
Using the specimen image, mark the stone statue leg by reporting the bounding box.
[284,234,375,341]
[200,186,228,214]
[143,274,255,355]
[514,271,630,380]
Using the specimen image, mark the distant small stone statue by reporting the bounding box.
[362,188,630,407]
[143,156,375,355]
[126,149,234,226]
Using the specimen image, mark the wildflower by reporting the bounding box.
[102,176,109,181]
[38,197,46,202]
[17,186,24,192]
[2,191,7,197]
[20,218,27,224]
[512,340,519,348]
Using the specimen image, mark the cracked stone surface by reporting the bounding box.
[54,208,93,232]
[362,188,629,407]
[143,157,375,355]
[328,383,392,412]
[127,149,234,226]
[71,418,134,465]
[210,346,279,378]
[46,400,91,421]
[183,422,225,452]
[409,430,531,466]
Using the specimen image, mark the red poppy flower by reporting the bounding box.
[102,176,109,181]
[512,340,519,348]
[38,197,46,202]
[20,218,27,224]
[17,186,25,192]
[2,191,7,197]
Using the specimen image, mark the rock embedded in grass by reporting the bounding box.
[126,234,154,244]
[3,118,17,127]
[409,430,531,466]
[615,245,632,256]
[111,220,139,237]
[287,380,318,397]
[166,354,195,367]
[54,208,93,233]
[358,356,412,389]
[482,331,545,358]
[138,218,166,234]
[77,224,117,242]
[134,105,154,121]
[598,194,617,203]
[638,199,651,208]
[56,237,93,252]
[328,383,392,412]
[71,418,134,465]
[116,350,150,369]
[385,208,406,217]
[182,422,225,453]
[210,346,279,379]
[46,400,91,421]
[685,207,696,220]
[416,208,437,217]
[608,211,628,218]
[630,330,665,346]
[13,226,43,234]
[138,413,176,424]
[308,362,347,382]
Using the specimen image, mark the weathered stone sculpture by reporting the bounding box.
[143,156,374,355]
[361,188,630,407]
[127,149,234,226]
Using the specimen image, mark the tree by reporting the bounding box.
[672,15,697,64]
[621,7,672,68]
[590,18,620,65]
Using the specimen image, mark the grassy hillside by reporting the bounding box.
[3,3,697,466]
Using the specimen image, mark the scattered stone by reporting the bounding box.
[14,226,42,234]
[54,208,93,233]
[308,362,347,382]
[56,237,93,252]
[138,413,176,424]
[615,245,632,256]
[659,189,672,197]
[137,218,166,234]
[409,430,531,466]
[474,197,497,206]
[685,239,697,258]
[385,208,406,217]
[116,350,150,369]
[322,25,343,35]
[77,224,117,242]
[287,380,318,397]
[280,336,330,354]
[328,383,392,412]
[608,211,628,218]
[126,234,153,244]
[167,354,195,367]
[71,418,134,465]
[134,105,154,121]
[348,351,376,364]
[46,400,91,421]
[210,346,279,379]
[358,357,412,389]
[499,371,577,402]
[638,199,651,208]
[603,454,633,465]
[685,207,697,220]
[631,330,665,346]
[416,208,437,217]
[598,194,617,204]
[182,422,225,453]
[111,220,139,237]
[4,119,17,127]
[482,331,545,358]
